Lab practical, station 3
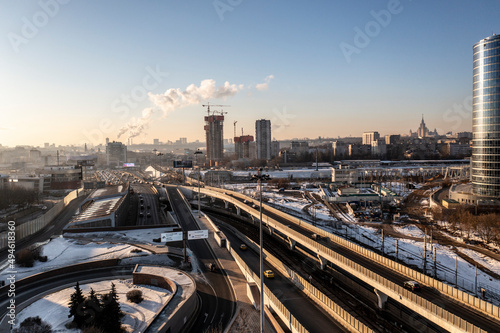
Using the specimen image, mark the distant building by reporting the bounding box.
[106,141,127,166]
[332,141,347,157]
[271,140,280,158]
[255,119,272,160]
[234,135,254,159]
[153,138,159,145]
[362,131,380,145]
[385,134,400,145]
[204,114,224,165]
[290,141,308,153]
[371,139,387,157]
[180,137,187,144]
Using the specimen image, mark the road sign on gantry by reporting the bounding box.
[161,232,183,242]
[187,230,208,240]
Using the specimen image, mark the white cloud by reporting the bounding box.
[255,74,275,91]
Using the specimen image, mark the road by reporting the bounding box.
[218,222,347,332]
[132,184,162,226]
[166,186,236,332]
[223,192,500,332]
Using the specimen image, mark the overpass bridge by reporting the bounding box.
[184,186,500,333]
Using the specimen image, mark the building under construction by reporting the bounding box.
[234,135,254,159]
[205,114,225,166]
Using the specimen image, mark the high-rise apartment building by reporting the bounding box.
[472,34,500,197]
[362,131,380,145]
[204,115,224,165]
[106,141,127,166]
[255,119,272,160]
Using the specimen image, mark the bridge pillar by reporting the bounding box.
[236,207,241,215]
[374,289,388,309]
[317,255,327,270]
[224,201,229,209]
[287,237,296,250]
[268,226,274,235]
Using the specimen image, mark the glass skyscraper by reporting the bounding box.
[472,34,500,197]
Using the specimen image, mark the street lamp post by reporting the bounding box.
[252,168,271,333]
[194,150,203,217]
[158,152,164,180]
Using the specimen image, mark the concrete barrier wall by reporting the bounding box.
[198,187,490,333]
[0,188,84,250]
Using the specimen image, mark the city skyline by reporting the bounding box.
[1,1,500,147]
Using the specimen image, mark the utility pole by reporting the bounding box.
[381,229,384,254]
[195,150,203,218]
[455,256,458,287]
[423,229,427,274]
[252,169,271,333]
[395,239,398,262]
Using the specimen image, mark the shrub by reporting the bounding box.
[13,316,52,333]
[15,248,35,267]
[39,255,48,262]
[126,289,143,303]
[130,248,142,253]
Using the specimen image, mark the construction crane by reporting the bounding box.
[233,121,237,138]
[202,102,230,116]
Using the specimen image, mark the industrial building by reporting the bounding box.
[65,184,130,229]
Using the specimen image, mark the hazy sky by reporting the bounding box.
[1,0,499,147]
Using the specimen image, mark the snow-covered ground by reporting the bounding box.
[65,227,176,245]
[0,236,152,280]
[13,279,171,333]
[393,224,426,238]
[458,248,500,275]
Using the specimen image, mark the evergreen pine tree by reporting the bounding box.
[68,282,85,328]
[83,288,102,327]
[100,283,124,333]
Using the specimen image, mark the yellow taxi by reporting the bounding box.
[264,270,274,278]
[240,244,247,250]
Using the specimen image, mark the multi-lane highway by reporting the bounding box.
[165,186,236,332]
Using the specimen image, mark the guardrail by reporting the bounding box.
[201,186,500,324]
[0,188,84,250]
[196,186,489,333]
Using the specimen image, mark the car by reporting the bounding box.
[139,212,144,217]
[147,213,151,218]
[264,270,274,278]
[240,244,247,250]
[140,205,144,210]
[403,281,421,291]
[208,263,216,272]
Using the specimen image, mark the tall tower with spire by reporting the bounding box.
[417,114,428,138]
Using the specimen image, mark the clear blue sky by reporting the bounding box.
[1,0,499,147]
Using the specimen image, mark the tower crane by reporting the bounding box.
[202,102,230,116]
